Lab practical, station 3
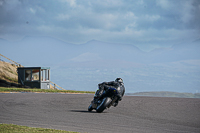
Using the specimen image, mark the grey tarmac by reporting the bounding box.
[0,93,200,133]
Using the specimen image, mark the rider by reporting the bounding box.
[94,78,125,107]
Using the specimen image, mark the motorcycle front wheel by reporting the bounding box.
[96,97,112,113]
[88,104,93,112]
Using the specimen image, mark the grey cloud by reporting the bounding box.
[0,0,199,49]
[188,0,200,30]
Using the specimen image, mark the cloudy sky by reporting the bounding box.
[0,0,200,51]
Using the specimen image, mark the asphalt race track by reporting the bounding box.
[0,93,200,133]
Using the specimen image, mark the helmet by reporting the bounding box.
[115,78,123,83]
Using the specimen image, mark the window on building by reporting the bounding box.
[25,70,31,81]
[41,69,49,81]
[41,70,44,81]
[32,69,39,81]
[47,69,50,81]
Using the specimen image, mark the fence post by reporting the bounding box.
[54,84,56,90]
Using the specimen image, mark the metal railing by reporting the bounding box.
[0,54,23,67]
[50,81,65,90]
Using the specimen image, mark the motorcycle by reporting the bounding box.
[88,88,119,113]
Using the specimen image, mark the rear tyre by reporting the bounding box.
[96,97,112,113]
[88,104,93,112]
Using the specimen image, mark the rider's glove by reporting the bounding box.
[94,95,100,99]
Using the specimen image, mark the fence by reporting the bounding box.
[50,81,65,90]
[0,54,23,67]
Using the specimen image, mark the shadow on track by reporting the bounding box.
[70,110,108,113]
[70,110,95,113]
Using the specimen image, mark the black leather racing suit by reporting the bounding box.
[94,81,125,106]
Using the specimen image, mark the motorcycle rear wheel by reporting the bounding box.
[96,97,112,113]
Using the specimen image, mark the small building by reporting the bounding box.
[18,67,50,89]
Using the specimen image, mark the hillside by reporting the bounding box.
[0,60,26,88]
[0,60,18,83]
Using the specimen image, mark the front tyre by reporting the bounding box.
[88,104,93,112]
[96,97,112,113]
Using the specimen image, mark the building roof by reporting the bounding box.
[18,67,50,69]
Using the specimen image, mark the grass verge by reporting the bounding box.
[0,87,95,94]
[126,91,200,98]
[0,124,78,133]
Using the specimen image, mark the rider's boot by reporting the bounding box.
[113,100,119,107]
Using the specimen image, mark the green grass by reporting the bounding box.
[127,91,200,98]
[0,124,78,133]
[0,87,95,94]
